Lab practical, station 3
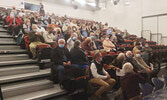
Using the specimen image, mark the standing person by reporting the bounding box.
[39,3,45,16]
[89,51,116,100]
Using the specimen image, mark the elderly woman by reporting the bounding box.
[120,63,146,100]
[103,35,115,52]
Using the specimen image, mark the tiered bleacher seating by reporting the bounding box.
[0,6,167,100]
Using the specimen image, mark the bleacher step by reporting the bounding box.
[0,49,27,54]
[0,32,10,35]
[0,45,21,50]
[0,35,13,38]
[0,41,16,45]
[2,79,53,98]
[0,59,37,67]
[0,65,39,76]
[0,25,8,28]
[4,84,66,100]
[0,54,29,61]
[0,69,50,84]
[0,27,7,32]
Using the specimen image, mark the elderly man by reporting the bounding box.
[120,63,146,100]
[125,51,143,72]
[89,51,116,100]
[51,39,72,82]
[133,50,152,73]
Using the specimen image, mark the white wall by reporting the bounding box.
[0,0,24,9]
[42,1,96,21]
[94,0,142,37]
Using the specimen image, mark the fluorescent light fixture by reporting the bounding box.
[75,0,86,5]
[87,2,96,7]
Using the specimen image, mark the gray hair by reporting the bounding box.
[117,53,125,59]
[126,51,132,56]
[58,39,65,44]
[122,63,134,74]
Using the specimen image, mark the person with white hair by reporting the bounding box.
[51,39,72,83]
[67,32,78,51]
[125,51,144,73]
[120,62,146,100]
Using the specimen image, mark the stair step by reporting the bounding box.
[0,45,20,50]
[4,84,66,100]
[0,59,37,67]
[0,69,50,84]
[0,32,10,35]
[0,27,7,32]
[0,65,39,76]
[0,25,8,28]
[0,41,16,45]
[2,79,53,98]
[0,49,27,54]
[0,54,29,62]
[0,35,13,38]
[0,37,14,41]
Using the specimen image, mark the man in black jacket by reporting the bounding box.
[51,39,72,82]
[70,40,89,69]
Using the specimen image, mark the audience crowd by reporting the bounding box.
[0,6,166,100]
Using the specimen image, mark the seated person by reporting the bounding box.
[103,35,115,52]
[37,21,46,35]
[81,37,93,52]
[116,32,124,44]
[28,31,46,59]
[133,50,152,73]
[23,19,31,34]
[70,40,89,69]
[112,53,125,69]
[120,63,146,100]
[67,33,78,51]
[141,43,152,65]
[132,41,142,54]
[125,51,149,73]
[89,32,100,50]
[89,51,116,100]
[81,25,89,38]
[43,26,57,45]
[51,39,72,82]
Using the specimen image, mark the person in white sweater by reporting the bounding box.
[67,33,78,51]
[89,51,116,100]
[43,26,57,45]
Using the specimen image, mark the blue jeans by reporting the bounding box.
[72,64,88,69]
[52,65,65,82]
